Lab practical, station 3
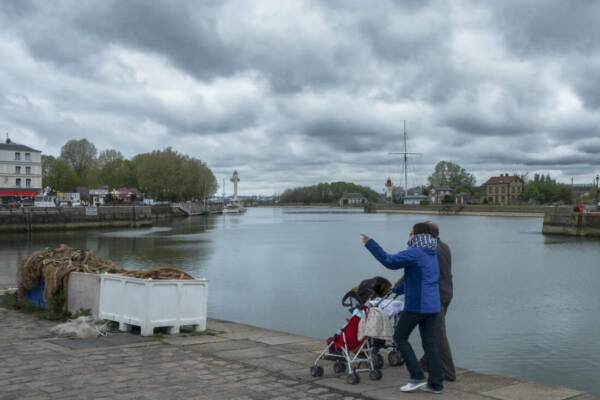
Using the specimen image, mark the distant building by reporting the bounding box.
[0,138,42,204]
[88,186,109,206]
[339,192,366,207]
[454,192,471,205]
[429,186,452,204]
[404,194,427,205]
[114,187,142,201]
[484,174,524,204]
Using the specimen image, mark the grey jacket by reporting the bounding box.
[396,238,453,305]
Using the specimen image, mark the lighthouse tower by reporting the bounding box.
[385,177,393,203]
[230,170,240,202]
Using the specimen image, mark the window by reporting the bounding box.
[502,186,505,193]
[25,153,31,161]
[26,179,31,188]
[26,166,31,175]
[16,178,21,187]
[495,187,498,194]
[15,166,21,174]
[15,152,20,161]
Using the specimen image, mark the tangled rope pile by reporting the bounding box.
[17,244,194,311]
[122,267,194,280]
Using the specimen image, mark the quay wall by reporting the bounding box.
[366,203,547,217]
[542,207,600,237]
[0,206,153,232]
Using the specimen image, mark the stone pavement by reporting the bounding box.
[0,305,598,400]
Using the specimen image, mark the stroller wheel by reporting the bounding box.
[310,365,324,377]
[369,369,382,381]
[333,361,346,374]
[388,350,405,367]
[346,371,360,385]
[374,353,384,369]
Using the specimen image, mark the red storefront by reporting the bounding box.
[0,190,39,205]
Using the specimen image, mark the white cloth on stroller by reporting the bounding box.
[357,307,394,341]
[367,298,404,317]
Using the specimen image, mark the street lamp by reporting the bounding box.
[596,174,600,207]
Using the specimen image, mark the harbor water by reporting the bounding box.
[1,207,599,394]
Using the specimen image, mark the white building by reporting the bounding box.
[404,194,428,205]
[0,138,42,203]
[339,192,366,207]
[429,185,452,204]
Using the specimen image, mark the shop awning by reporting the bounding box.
[0,190,40,197]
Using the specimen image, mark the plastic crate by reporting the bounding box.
[98,274,208,336]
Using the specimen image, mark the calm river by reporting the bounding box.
[1,207,599,394]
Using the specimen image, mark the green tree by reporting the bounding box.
[41,155,79,192]
[428,161,476,193]
[134,148,217,201]
[520,174,572,204]
[97,149,124,168]
[280,182,379,203]
[60,139,98,182]
[99,159,137,190]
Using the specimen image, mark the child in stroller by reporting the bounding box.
[310,276,405,384]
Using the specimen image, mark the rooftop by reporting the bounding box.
[0,138,41,153]
[485,175,523,185]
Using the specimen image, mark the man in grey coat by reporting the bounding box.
[394,221,456,381]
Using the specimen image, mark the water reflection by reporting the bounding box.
[0,216,217,279]
[1,209,599,395]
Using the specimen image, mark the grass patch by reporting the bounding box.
[1,292,74,322]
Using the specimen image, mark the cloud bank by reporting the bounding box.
[1,0,599,194]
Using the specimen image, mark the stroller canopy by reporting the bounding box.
[342,276,392,309]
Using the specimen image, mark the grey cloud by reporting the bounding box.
[441,113,536,136]
[489,1,600,56]
[2,1,600,193]
[576,140,600,155]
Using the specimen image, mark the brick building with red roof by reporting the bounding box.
[484,174,524,204]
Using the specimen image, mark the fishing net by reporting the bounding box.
[122,267,194,280]
[17,244,194,311]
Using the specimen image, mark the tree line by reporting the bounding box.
[43,139,217,201]
[280,182,380,204]
[425,161,573,204]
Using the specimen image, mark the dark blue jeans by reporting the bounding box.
[394,311,443,391]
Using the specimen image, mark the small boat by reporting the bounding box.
[223,202,245,214]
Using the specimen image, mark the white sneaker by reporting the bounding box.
[400,379,427,392]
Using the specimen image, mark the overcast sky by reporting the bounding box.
[2,1,600,195]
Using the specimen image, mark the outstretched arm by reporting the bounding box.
[362,235,415,270]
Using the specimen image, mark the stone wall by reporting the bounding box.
[0,206,153,232]
[366,203,548,214]
[542,207,600,237]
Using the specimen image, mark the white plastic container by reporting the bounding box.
[98,274,208,336]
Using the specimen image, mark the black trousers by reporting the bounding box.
[421,301,456,381]
[394,311,443,391]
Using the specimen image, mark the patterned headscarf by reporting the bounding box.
[407,233,437,250]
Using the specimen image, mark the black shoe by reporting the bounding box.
[444,375,456,382]
[420,384,443,394]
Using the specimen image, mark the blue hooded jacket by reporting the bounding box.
[365,235,441,314]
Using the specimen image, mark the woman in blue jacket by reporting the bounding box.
[361,222,443,394]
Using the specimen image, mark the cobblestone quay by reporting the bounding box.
[0,306,597,400]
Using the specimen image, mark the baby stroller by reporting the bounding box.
[310,277,393,384]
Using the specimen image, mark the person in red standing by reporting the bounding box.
[578,204,585,213]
